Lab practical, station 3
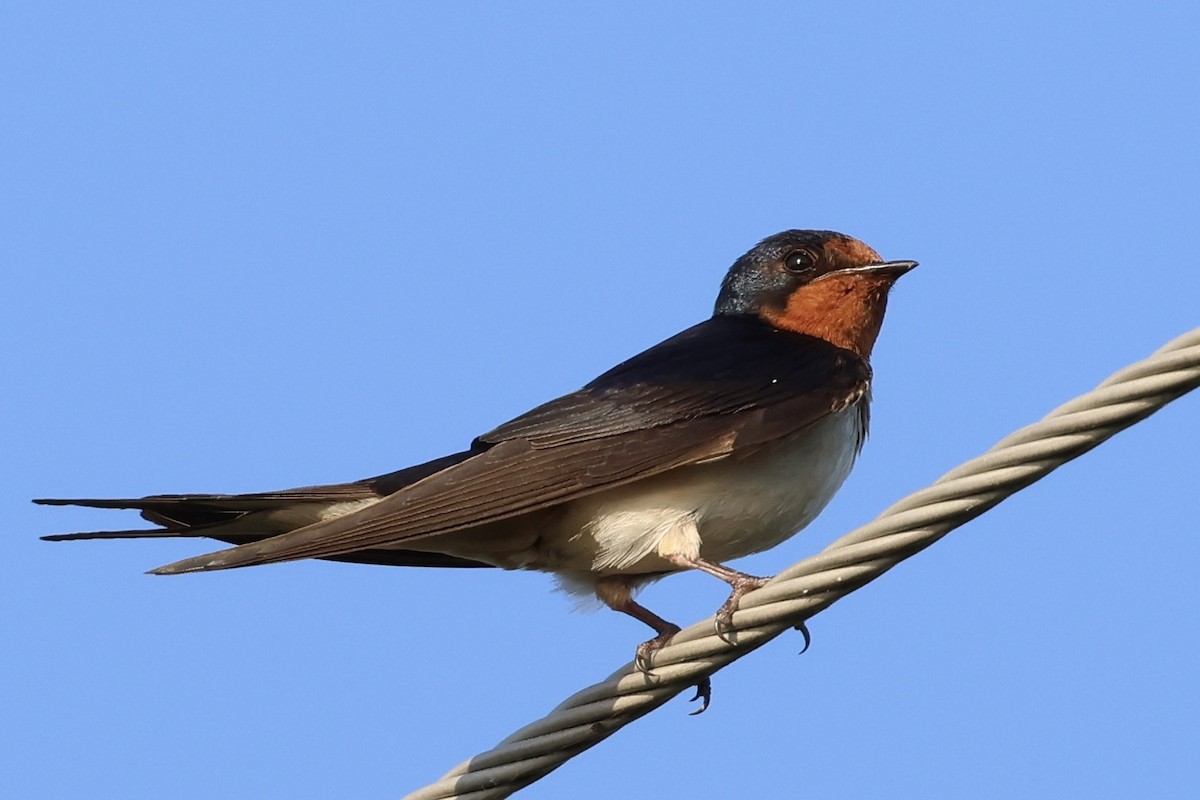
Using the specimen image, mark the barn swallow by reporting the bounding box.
[38,229,914,711]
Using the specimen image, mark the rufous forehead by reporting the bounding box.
[825,236,883,265]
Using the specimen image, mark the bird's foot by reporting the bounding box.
[714,573,771,642]
[633,624,712,715]
[657,553,772,643]
[633,623,681,675]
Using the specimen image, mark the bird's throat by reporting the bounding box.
[761,275,894,358]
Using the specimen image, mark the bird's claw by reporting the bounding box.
[688,677,712,715]
[633,625,713,715]
[714,606,736,643]
[713,574,770,643]
[794,620,812,654]
[633,623,681,676]
[633,641,654,675]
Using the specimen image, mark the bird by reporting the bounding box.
[38,229,915,711]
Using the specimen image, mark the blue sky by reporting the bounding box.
[4,3,1198,798]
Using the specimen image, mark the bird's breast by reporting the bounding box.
[551,403,865,576]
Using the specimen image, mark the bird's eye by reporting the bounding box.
[783,249,818,273]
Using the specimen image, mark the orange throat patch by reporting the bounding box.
[761,274,895,357]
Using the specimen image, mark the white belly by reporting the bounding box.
[553,405,864,577]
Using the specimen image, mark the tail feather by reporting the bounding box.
[33,494,343,512]
[35,449,486,570]
[41,520,256,543]
[41,525,490,568]
[35,497,179,509]
[42,528,199,542]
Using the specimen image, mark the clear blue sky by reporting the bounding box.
[5,3,1198,798]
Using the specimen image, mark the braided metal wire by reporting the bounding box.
[405,327,1200,800]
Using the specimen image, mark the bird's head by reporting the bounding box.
[715,229,916,357]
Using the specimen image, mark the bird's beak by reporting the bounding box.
[821,260,919,280]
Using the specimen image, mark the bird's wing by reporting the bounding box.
[477,315,870,446]
[146,316,871,574]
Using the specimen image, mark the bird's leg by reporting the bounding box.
[594,575,712,714]
[594,575,681,673]
[662,553,770,642]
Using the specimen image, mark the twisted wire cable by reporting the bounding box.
[404,327,1200,800]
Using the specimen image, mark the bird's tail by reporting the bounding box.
[35,450,490,569]
[34,492,353,551]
